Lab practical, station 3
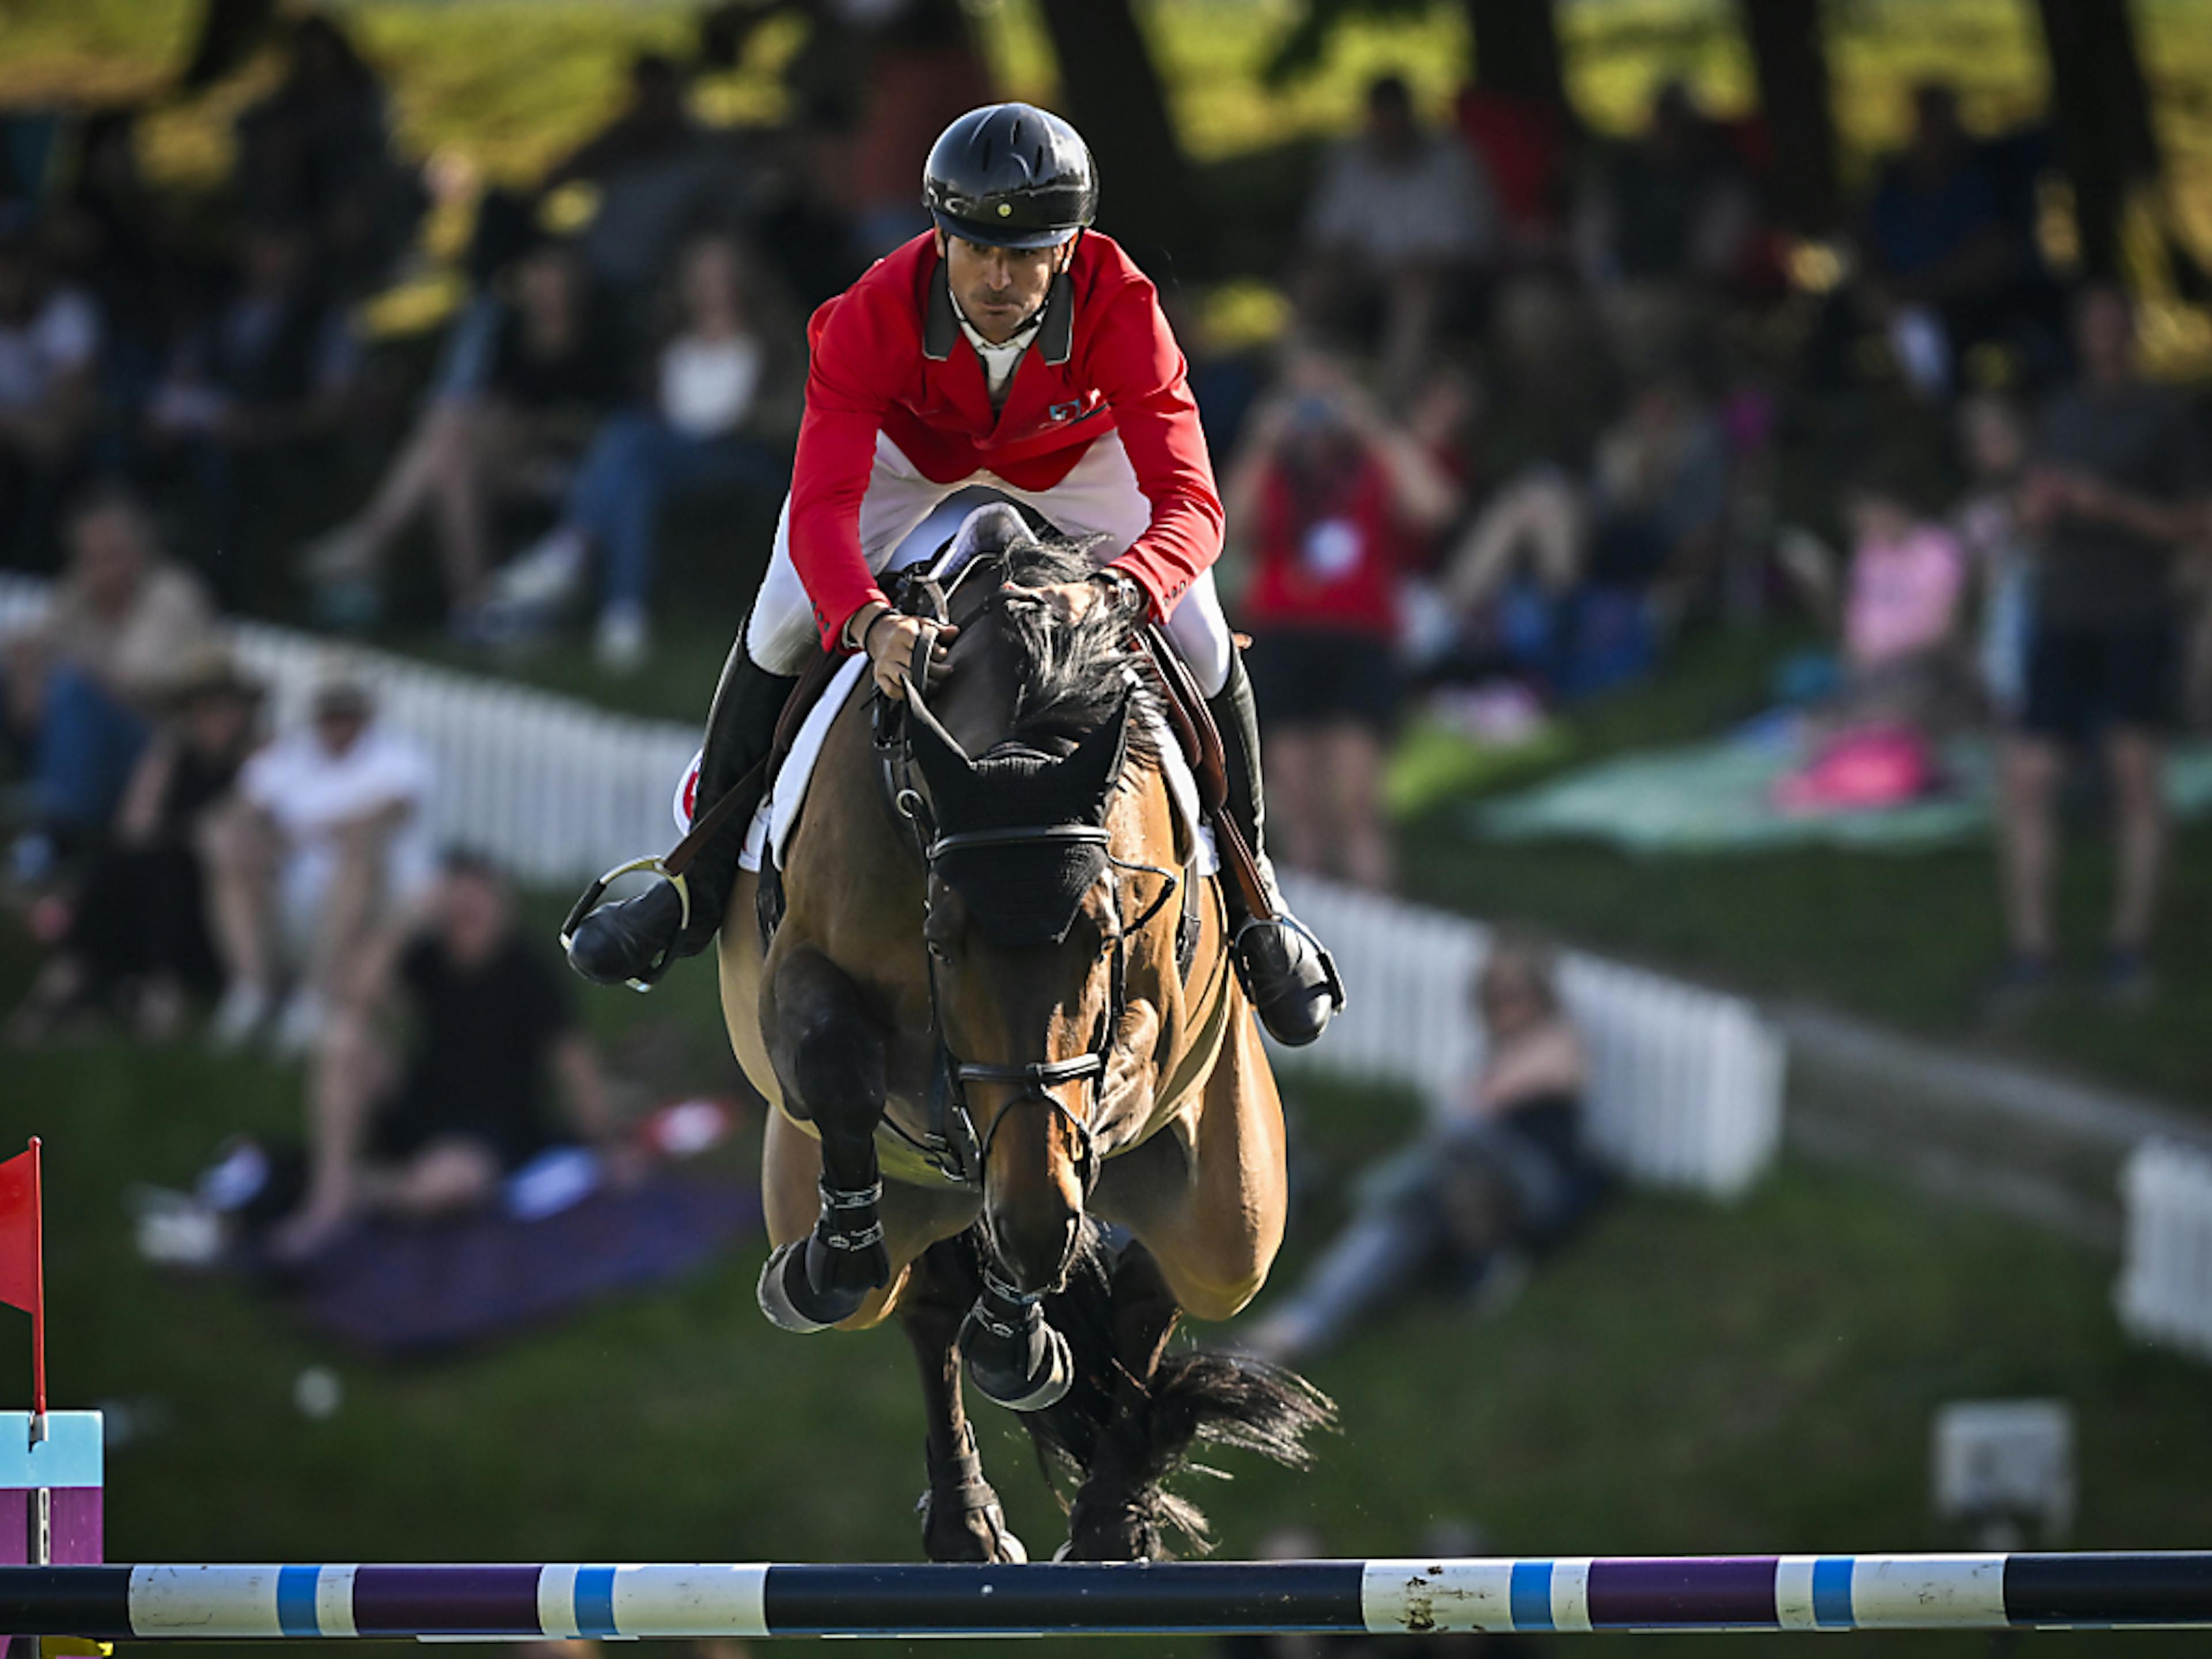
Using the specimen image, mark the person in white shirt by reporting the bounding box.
[485,232,790,671]
[201,679,435,1053]
[1299,73,1502,398]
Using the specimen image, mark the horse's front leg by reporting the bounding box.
[899,1240,1027,1563]
[757,946,895,1331]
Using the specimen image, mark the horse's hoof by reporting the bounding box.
[757,1241,865,1332]
[964,1313,1073,1412]
[919,1492,1028,1564]
[1062,1490,1164,1562]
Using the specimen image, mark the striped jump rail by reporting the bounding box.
[4,1555,2212,1639]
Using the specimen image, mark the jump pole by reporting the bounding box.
[5,1555,2212,1639]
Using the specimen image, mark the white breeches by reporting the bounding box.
[745,431,1232,696]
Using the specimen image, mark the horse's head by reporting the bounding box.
[900,517,1172,1291]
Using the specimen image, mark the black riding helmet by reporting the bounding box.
[922,103,1097,250]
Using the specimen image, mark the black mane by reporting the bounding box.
[981,532,1160,763]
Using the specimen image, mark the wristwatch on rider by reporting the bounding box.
[1090,566,1144,621]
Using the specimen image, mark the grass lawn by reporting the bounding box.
[9,999,2212,1657]
[1387,628,2212,1109]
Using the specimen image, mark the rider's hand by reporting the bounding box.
[1001,571,1143,630]
[855,603,957,701]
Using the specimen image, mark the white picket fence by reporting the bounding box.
[3,574,1786,1196]
[2118,1142,2212,1361]
[1276,876,1786,1197]
[0,576,695,888]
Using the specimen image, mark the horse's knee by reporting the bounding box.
[774,960,885,1137]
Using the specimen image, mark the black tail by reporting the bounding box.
[1002,1218,1336,1557]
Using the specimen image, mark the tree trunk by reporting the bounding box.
[1035,0,1207,280]
[1464,0,1567,108]
[181,0,280,89]
[1734,0,1839,234]
[2032,0,2161,280]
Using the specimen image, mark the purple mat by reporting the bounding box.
[285,1176,759,1357]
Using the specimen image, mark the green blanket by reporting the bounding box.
[1468,738,2212,854]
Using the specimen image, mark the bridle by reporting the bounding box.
[868,550,1181,1191]
[890,739,1180,1192]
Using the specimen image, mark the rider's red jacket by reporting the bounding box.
[787,231,1223,652]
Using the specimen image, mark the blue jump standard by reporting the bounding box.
[2,1555,2211,1638]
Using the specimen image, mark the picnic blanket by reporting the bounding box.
[1467,737,2212,855]
[283,1175,759,1357]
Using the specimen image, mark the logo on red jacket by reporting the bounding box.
[674,749,704,834]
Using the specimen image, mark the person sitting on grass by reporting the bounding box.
[7,650,262,1043]
[200,676,435,1054]
[269,851,617,1264]
[2,482,219,882]
[1783,457,1978,732]
[1242,933,1605,1365]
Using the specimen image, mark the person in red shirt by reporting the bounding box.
[567,104,1341,1046]
[1223,354,1461,891]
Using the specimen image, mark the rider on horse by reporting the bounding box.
[566,103,1342,1047]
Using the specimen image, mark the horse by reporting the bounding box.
[716,507,1330,1562]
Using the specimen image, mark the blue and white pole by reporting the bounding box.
[3,1554,2211,1639]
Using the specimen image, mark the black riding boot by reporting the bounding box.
[565,635,796,987]
[1207,645,1344,1046]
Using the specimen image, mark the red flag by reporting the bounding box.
[0,1139,44,1414]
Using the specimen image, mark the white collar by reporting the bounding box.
[949,289,1044,361]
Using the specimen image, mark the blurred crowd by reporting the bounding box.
[0,0,2208,1266]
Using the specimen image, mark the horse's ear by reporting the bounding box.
[1058,689,1131,806]
[904,683,974,791]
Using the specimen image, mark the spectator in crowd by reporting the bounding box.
[232,12,421,295]
[1997,285,2209,1003]
[145,217,359,590]
[269,850,616,1263]
[0,224,102,559]
[1771,458,1975,814]
[202,677,435,1054]
[1786,456,1975,734]
[299,235,625,628]
[1440,368,1728,631]
[3,483,218,878]
[1858,82,2054,400]
[544,52,755,303]
[1953,392,2036,717]
[482,231,793,671]
[1243,933,1604,1363]
[838,0,993,262]
[7,651,262,1042]
[1298,74,1502,397]
[1572,81,1754,365]
[1222,353,1461,889]
[44,111,173,439]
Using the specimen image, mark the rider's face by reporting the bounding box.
[940,232,1069,345]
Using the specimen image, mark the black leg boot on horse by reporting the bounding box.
[563,629,797,988]
[756,949,896,1332]
[1207,645,1344,1047]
